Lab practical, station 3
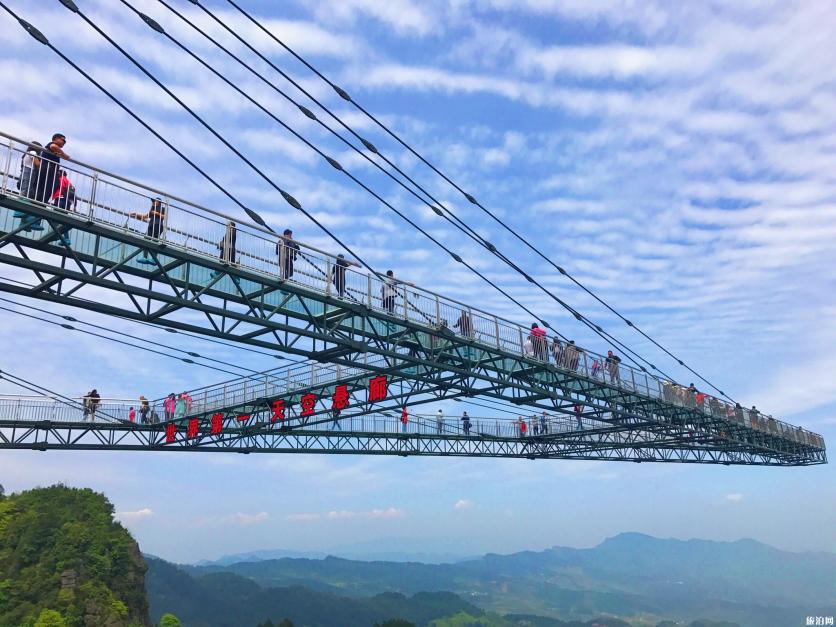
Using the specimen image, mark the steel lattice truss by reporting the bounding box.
[0,416,815,465]
[0,194,826,466]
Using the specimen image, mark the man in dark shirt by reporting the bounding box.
[330,253,359,297]
[277,228,300,279]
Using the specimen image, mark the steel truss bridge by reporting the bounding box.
[0,132,826,466]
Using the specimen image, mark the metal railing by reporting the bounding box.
[0,131,825,452]
[0,396,591,437]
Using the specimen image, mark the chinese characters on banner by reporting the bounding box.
[369,375,388,402]
[165,375,393,443]
[332,385,349,411]
[271,399,286,422]
[300,393,317,417]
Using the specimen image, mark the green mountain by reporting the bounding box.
[0,485,151,626]
[186,533,836,626]
[146,556,492,627]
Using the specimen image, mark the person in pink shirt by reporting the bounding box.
[163,393,176,421]
[50,170,76,210]
[528,323,548,361]
[128,407,136,423]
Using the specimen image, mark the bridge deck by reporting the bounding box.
[0,397,821,465]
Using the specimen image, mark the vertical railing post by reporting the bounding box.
[1,138,14,193]
[161,196,171,242]
[367,274,373,308]
[435,295,441,326]
[402,285,408,319]
[494,318,501,348]
[518,327,525,355]
[88,172,99,220]
[325,258,332,297]
[630,369,636,392]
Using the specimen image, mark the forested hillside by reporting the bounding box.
[0,485,151,627]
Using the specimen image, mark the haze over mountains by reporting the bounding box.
[153,532,836,627]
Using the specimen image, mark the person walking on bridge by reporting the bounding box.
[517,416,527,438]
[573,403,584,430]
[139,395,150,424]
[605,350,621,384]
[130,198,167,265]
[461,411,471,435]
[436,409,444,434]
[454,310,473,339]
[16,140,41,201]
[163,393,175,422]
[35,133,69,205]
[329,253,359,298]
[529,323,547,361]
[83,389,100,422]
[277,228,300,279]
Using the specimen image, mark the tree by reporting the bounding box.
[33,609,67,627]
[278,620,294,627]
[159,613,183,627]
[374,621,416,627]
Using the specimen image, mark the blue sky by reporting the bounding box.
[0,0,834,563]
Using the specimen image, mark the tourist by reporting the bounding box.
[529,323,547,361]
[564,341,580,371]
[130,197,166,238]
[84,389,100,422]
[277,228,300,279]
[605,350,621,383]
[174,393,187,420]
[50,170,77,211]
[454,310,473,339]
[573,403,584,430]
[436,409,444,434]
[329,253,358,297]
[139,395,150,424]
[16,140,41,200]
[540,411,549,435]
[401,407,409,433]
[381,270,397,314]
[128,406,136,423]
[129,198,167,265]
[551,337,564,366]
[219,220,237,264]
[517,416,527,437]
[163,393,176,421]
[35,133,69,205]
[461,411,471,435]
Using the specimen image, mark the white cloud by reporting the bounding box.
[725,494,743,503]
[228,512,270,525]
[115,507,154,521]
[325,507,404,520]
[286,512,321,522]
[454,499,474,510]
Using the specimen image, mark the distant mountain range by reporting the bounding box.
[173,532,835,627]
[199,537,481,566]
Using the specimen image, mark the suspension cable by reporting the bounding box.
[5,1,677,383]
[112,0,561,339]
[135,0,675,378]
[221,0,732,400]
[41,0,381,280]
[0,302,249,377]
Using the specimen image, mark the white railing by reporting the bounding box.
[0,131,825,451]
[3,395,821,449]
